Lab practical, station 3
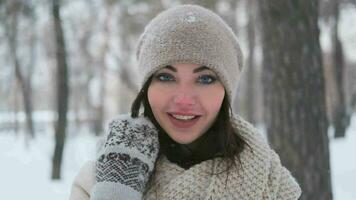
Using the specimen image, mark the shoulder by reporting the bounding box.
[266,151,302,199]
[231,114,301,198]
[69,161,96,200]
[231,113,270,156]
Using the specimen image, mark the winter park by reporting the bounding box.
[0,1,356,200]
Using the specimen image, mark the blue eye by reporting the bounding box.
[155,73,174,82]
[197,75,216,84]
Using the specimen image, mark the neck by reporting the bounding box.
[161,129,223,169]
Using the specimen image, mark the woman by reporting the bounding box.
[70,5,301,200]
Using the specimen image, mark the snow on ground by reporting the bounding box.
[0,125,97,200]
[330,113,356,200]
[0,114,355,200]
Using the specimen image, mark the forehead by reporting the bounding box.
[173,63,200,68]
[158,63,216,73]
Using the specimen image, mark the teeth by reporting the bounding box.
[172,114,196,120]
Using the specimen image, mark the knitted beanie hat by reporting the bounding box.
[136,4,243,102]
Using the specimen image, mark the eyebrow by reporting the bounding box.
[164,65,177,72]
[164,65,210,73]
[193,66,210,73]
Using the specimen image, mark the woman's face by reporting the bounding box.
[147,63,225,144]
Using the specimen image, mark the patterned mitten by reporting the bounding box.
[91,114,159,200]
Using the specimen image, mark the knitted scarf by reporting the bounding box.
[143,115,301,199]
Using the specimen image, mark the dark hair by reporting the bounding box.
[131,76,248,173]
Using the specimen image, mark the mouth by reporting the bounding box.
[167,112,201,129]
[171,114,197,120]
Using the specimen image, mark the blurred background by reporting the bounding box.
[0,0,355,199]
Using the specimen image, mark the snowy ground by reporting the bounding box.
[0,124,98,200]
[0,114,355,200]
[330,114,356,200]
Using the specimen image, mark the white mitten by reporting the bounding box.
[91,114,159,200]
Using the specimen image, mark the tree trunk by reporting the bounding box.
[331,0,350,138]
[14,54,35,139]
[259,0,333,199]
[118,5,140,94]
[93,4,112,136]
[77,3,96,132]
[5,5,35,138]
[245,0,258,125]
[51,0,69,180]
[14,81,19,135]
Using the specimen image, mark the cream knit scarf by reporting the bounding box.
[143,115,301,200]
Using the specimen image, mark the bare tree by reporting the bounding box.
[330,0,350,137]
[91,2,112,136]
[51,0,69,180]
[1,0,35,138]
[114,0,165,113]
[244,0,258,124]
[319,0,352,137]
[259,0,333,199]
[68,1,97,132]
[117,3,142,94]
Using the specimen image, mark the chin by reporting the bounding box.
[173,139,194,145]
[167,133,200,144]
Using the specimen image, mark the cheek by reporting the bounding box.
[199,85,225,113]
[147,84,169,113]
[147,85,160,110]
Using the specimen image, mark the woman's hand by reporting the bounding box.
[91,114,159,200]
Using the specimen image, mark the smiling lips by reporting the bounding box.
[167,112,201,129]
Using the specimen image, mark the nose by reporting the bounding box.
[173,86,196,106]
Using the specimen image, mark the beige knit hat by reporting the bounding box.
[136,4,243,102]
